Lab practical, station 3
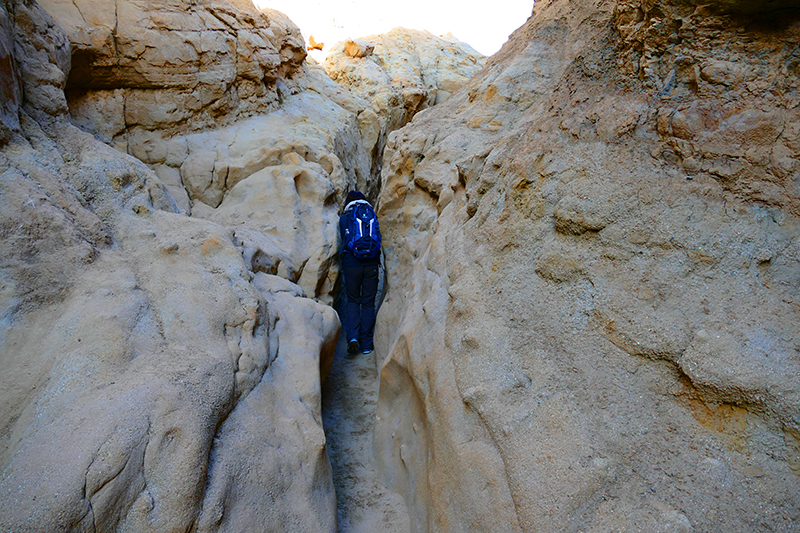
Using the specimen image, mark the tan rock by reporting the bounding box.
[12,0,800,530]
[373,0,800,531]
[42,0,379,304]
[308,34,324,51]
[345,38,374,58]
[325,28,486,197]
[162,71,372,303]
[0,2,339,531]
[192,148,343,304]
[40,0,307,138]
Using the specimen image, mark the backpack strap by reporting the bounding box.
[344,199,371,212]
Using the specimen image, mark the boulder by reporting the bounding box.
[345,38,374,58]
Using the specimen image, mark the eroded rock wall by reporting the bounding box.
[37,3,490,307]
[374,0,800,531]
[0,1,338,531]
[38,0,377,305]
[43,0,306,145]
[324,28,486,198]
[1,0,493,529]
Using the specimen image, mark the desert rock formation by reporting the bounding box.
[324,28,486,195]
[0,0,484,531]
[37,1,484,305]
[3,0,800,531]
[36,0,379,305]
[47,0,307,142]
[0,1,340,531]
[374,0,800,531]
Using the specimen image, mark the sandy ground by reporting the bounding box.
[321,326,411,533]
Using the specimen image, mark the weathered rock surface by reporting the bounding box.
[344,39,375,59]
[0,1,339,531]
[42,0,307,142]
[1,0,491,528]
[156,68,372,303]
[12,0,800,529]
[324,28,485,196]
[374,0,800,531]
[38,0,381,304]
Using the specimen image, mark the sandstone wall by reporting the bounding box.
[324,28,486,199]
[1,0,493,529]
[37,0,379,305]
[42,0,306,144]
[374,0,800,531]
[0,1,339,530]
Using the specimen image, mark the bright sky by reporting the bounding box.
[252,0,533,59]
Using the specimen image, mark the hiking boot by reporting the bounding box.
[347,339,359,354]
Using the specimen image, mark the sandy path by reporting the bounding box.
[321,327,410,533]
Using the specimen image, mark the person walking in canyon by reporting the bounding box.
[339,191,382,355]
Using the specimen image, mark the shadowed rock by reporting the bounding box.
[373,0,800,531]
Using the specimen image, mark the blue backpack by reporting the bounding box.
[345,200,382,259]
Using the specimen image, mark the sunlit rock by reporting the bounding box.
[345,38,374,58]
[324,28,486,196]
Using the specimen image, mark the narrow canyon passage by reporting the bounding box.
[321,315,410,532]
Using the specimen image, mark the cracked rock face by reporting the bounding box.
[1,0,487,530]
[157,72,371,304]
[41,0,307,140]
[374,0,800,531]
[39,0,377,305]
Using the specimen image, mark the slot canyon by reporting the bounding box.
[1,0,799,531]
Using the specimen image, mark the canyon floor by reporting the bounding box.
[322,318,410,532]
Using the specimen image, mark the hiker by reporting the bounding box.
[339,190,382,355]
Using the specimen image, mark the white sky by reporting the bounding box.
[251,0,533,59]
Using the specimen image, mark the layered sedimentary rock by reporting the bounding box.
[324,28,486,197]
[9,0,799,529]
[0,1,339,531]
[38,0,376,304]
[159,77,369,304]
[43,0,306,143]
[374,0,800,531]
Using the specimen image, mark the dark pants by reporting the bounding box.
[342,262,379,351]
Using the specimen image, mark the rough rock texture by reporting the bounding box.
[345,39,375,59]
[39,0,381,304]
[38,3,492,306]
[324,28,486,197]
[1,1,498,529]
[41,0,307,145]
[374,0,800,531]
[0,1,339,531]
[153,67,373,304]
